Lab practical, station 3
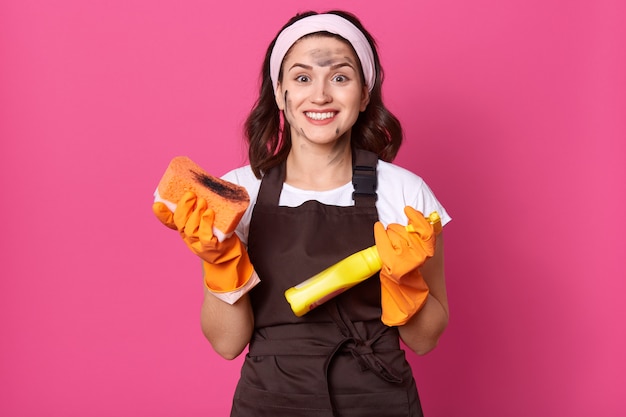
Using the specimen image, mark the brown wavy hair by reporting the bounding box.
[244,10,403,178]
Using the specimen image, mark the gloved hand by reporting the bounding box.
[374,206,437,326]
[153,200,177,230]
[152,192,258,304]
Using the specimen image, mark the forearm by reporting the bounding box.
[398,234,449,355]
[200,290,254,360]
[397,292,449,355]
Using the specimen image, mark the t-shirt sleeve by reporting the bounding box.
[411,180,452,227]
[221,166,260,246]
[375,161,452,228]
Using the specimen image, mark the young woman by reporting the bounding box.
[154,10,451,417]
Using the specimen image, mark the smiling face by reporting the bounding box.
[275,35,370,149]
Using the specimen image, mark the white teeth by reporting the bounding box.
[305,112,335,120]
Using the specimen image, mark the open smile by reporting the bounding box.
[305,111,336,121]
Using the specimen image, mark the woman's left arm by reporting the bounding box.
[398,233,449,355]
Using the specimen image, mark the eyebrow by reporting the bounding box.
[288,61,357,72]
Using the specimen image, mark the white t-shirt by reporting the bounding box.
[222,160,451,246]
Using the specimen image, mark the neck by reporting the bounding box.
[285,141,353,191]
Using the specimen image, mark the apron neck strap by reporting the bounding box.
[352,149,379,207]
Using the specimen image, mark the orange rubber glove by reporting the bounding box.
[153,192,258,304]
[374,206,438,326]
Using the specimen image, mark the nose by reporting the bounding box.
[310,80,332,104]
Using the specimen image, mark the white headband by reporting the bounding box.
[269,14,376,95]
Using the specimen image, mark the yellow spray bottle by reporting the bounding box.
[284,212,442,317]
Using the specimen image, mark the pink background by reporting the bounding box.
[1,0,624,416]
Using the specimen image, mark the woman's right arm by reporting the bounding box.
[200,290,254,360]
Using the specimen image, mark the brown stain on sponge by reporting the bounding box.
[190,170,248,202]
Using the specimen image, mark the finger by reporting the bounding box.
[404,206,435,245]
[184,197,207,238]
[198,207,216,244]
[404,206,431,231]
[376,223,408,257]
[386,224,411,250]
[152,202,177,230]
[174,191,198,231]
[389,221,432,260]
[374,222,394,252]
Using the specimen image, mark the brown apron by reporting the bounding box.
[231,150,423,417]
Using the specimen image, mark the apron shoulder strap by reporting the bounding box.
[256,162,285,205]
[352,149,379,207]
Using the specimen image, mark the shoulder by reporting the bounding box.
[377,160,426,188]
[376,160,428,207]
[376,160,452,227]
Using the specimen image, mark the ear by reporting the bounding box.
[275,82,285,111]
[359,86,370,112]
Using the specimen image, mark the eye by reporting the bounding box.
[295,75,311,83]
[332,74,348,83]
